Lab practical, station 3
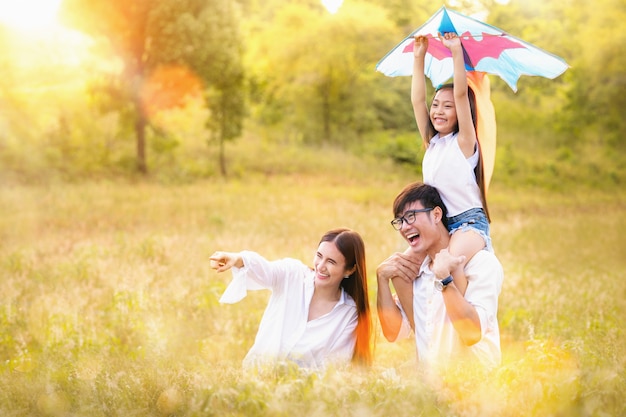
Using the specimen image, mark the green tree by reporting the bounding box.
[148,0,245,176]
[365,0,434,31]
[59,0,245,175]
[245,1,399,145]
[560,0,626,150]
[490,0,626,151]
[59,0,156,173]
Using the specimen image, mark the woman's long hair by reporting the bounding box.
[428,84,490,222]
[320,228,372,366]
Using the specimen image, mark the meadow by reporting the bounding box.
[1,146,625,416]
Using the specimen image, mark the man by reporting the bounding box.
[377,182,503,373]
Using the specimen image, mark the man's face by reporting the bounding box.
[396,201,436,254]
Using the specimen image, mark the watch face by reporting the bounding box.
[435,276,453,291]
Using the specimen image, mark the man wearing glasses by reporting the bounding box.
[376,182,503,375]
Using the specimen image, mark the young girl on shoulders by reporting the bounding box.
[410,32,492,295]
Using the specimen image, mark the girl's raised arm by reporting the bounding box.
[443,32,477,158]
[411,35,435,147]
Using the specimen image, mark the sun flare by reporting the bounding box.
[321,0,343,14]
[0,0,62,32]
[0,0,91,80]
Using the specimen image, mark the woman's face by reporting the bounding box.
[430,88,458,135]
[313,241,354,290]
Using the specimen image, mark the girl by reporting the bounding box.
[393,32,491,315]
[210,228,371,370]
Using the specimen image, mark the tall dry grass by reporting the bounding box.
[0,163,624,415]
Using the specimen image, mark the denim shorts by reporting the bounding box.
[447,207,492,252]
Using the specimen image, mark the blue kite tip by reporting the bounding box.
[438,7,457,35]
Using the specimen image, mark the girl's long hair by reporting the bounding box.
[320,228,372,366]
[429,84,490,221]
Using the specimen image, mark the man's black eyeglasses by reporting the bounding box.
[390,208,434,230]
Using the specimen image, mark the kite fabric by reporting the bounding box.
[376,6,569,92]
[467,71,496,193]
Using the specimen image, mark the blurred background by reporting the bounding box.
[1,1,625,415]
[0,0,624,187]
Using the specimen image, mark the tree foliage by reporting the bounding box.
[147,0,245,176]
[244,1,401,145]
[560,0,626,149]
[58,0,245,175]
[59,0,155,173]
[0,0,624,183]
[489,0,626,150]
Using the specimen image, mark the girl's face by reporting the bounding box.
[430,88,458,135]
[313,241,354,290]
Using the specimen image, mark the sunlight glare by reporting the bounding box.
[321,0,343,14]
[0,0,62,31]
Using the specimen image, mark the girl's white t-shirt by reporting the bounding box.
[422,132,483,217]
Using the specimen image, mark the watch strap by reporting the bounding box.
[441,275,453,287]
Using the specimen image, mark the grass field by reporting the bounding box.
[1,161,625,416]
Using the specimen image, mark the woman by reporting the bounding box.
[210,228,371,370]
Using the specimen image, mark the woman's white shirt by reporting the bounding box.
[219,251,358,370]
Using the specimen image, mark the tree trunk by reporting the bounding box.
[218,135,227,177]
[135,105,147,174]
[132,74,147,174]
[218,93,227,177]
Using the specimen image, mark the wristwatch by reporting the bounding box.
[434,275,453,291]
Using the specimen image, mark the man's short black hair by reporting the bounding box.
[392,182,448,229]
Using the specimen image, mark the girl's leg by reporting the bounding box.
[448,230,485,295]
